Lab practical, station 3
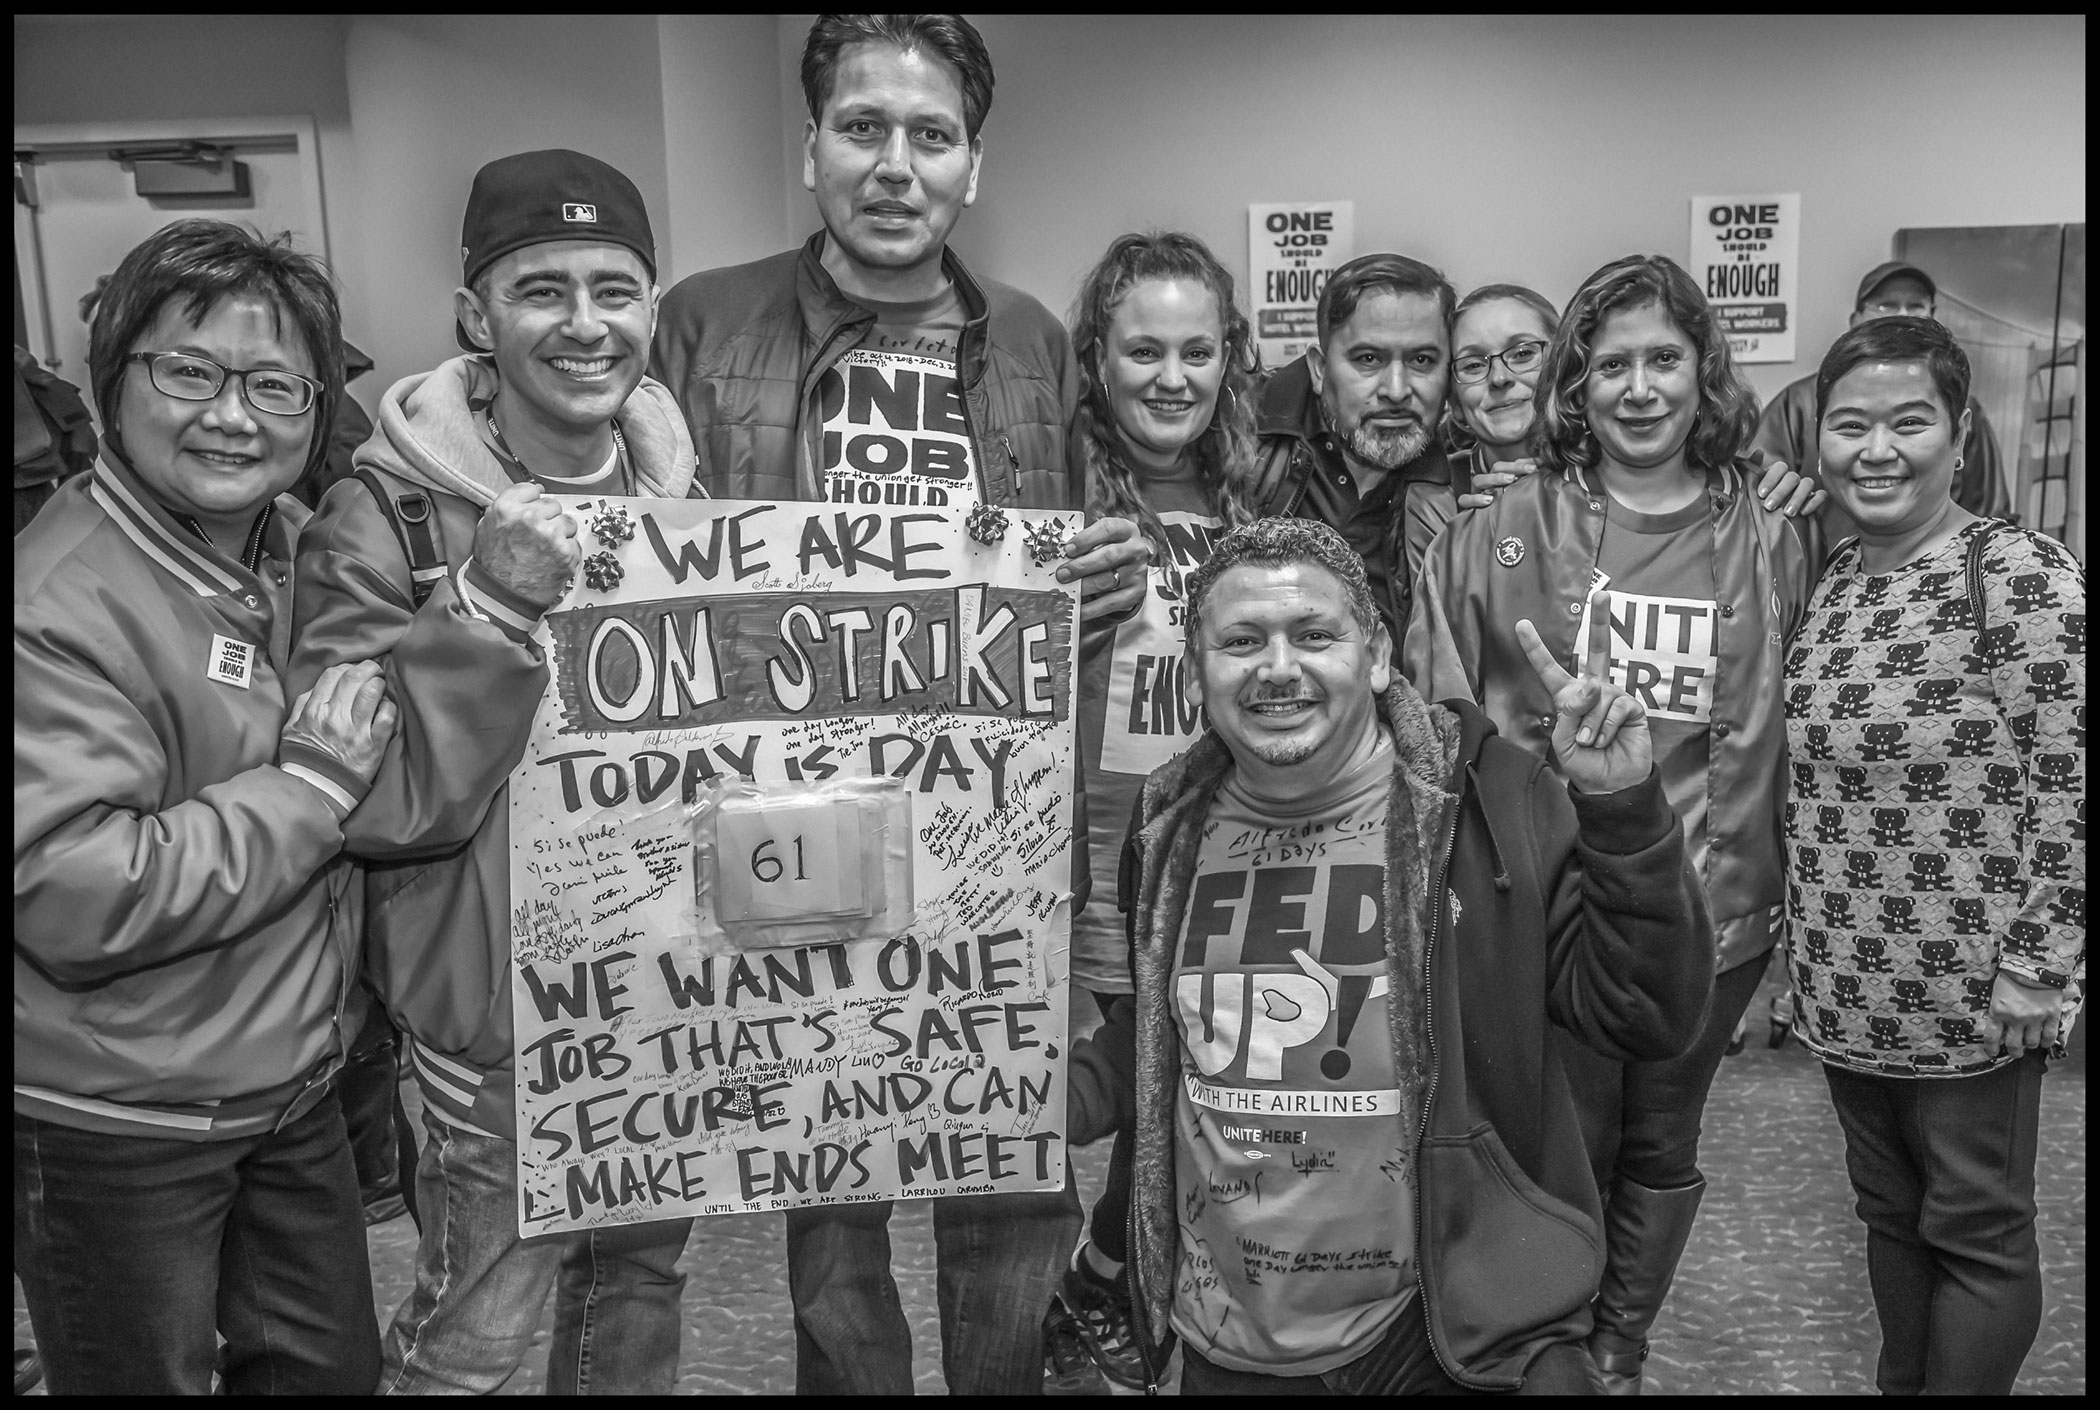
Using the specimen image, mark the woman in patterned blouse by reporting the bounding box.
[1781,315,2084,1395]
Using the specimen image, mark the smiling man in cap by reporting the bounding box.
[1754,259,2010,570]
[287,147,699,1393]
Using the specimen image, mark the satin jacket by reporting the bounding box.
[1403,460,1810,972]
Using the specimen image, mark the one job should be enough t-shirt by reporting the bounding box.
[818,284,979,511]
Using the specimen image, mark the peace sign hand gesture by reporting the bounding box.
[1515,590,1652,795]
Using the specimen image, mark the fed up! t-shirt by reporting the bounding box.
[1071,470,1222,996]
[1169,738,1415,1376]
[818,283,979,510]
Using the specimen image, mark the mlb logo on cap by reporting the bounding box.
[562,202,598,223]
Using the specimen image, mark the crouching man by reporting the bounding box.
[1066,519,1712,1394]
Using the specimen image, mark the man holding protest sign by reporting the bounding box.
[1064,518,1713,1393]
[651,12,1149,1396]
[288,149,700,1394]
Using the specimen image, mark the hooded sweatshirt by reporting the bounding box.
[287,354,695,1140]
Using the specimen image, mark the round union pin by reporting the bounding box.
[1495,536,1525,567]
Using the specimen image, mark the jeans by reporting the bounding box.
[13,1092,380,1395]
[786,1183,1083,1394]
[1178,1293,1602,1395]
[1563,954,1766,1194]
[380,1108,693,1394]
[1822,1051,2046,1395]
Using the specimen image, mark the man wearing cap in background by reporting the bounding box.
[651,13,1149,1397]
[1755,259,2011,570]
[288,148,699,1394]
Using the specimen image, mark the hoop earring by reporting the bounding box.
[1954,454,1966,477]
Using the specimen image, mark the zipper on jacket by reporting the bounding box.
[1413,790,1467,1384]
[949,376,992,505]
[1125,1198,1161,1394]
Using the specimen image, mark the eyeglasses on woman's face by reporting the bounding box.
[125,351,319,416]
[1450,340,1546,386]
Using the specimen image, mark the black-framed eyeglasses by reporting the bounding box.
[1451,340,1547,386]
[125,352,319,417]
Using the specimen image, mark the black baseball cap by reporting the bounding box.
[455,149,655,352]
[1854,260,1937,311]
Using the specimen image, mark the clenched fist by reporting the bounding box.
[472,483,582,607]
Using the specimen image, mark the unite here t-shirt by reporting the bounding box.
[1570,488,1770,954]
[818,284,980,511]
[1170,737,1416,1375]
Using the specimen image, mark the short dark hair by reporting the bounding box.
[802,14,995,141]
[89,219,344,483]
[1814,315,1971,427]
[1316,252,1456,347]
[1184,518,1384,652]
[1536,253,1756,477]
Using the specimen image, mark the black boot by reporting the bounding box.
[1587,1176,1706,1395]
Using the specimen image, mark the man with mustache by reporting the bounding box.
[1252,254,1466,650]
[650,13,1148,1397]
[287,149,700,1393]
[1062,517,1713,1393]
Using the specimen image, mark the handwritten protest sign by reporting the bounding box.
[508,499,1080,1235]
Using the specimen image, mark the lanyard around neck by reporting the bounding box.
[483,406,631,494]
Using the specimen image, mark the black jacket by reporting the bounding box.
[1068,688,1712,1389]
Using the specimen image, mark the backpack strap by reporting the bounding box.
[353,467,448,607]
[1963,521,1999,663]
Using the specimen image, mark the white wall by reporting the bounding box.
[19,14,2088,409]
[658,13,793,280]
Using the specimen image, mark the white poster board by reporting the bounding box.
[507,498,1080,1235]
[1689,193,1801,364]
[1251,200,1356,369]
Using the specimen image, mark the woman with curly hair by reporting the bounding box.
[1045,230,1260,1391]
[1403,253,1813,1393]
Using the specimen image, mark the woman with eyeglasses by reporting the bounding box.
[1444,283,1557,508]
[15,220,397,1394]
[1404,254,1813,1393]
[1046,230,1261,1392]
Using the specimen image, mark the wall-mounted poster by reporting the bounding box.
[506,497,1081,1235]
[1251,200,1354,370]
[1689,193,1801,363]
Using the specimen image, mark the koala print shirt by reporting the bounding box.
[1782,521,2085,1075]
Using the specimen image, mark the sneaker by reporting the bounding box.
[1055,1260,1148,1391]
[1043,1296,1110,1395]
